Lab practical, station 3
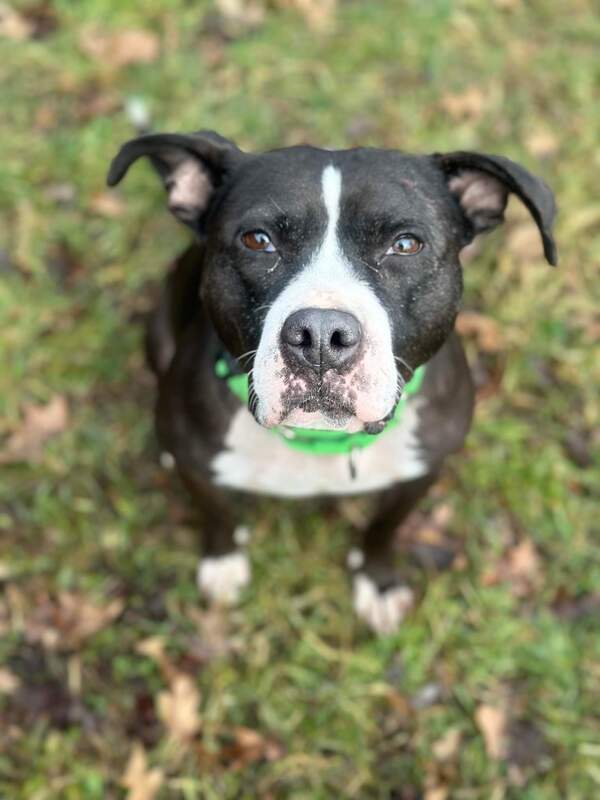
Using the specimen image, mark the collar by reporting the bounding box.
[215,356,425,456]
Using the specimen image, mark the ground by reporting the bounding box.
[0,1,599,798]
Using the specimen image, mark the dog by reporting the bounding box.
[107,131,556,634]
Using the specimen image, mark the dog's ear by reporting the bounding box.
[433,151,557,265]
[107,130,244,232]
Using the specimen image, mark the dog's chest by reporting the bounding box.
[210,400,429,497]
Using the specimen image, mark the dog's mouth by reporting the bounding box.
[251,373,399,434]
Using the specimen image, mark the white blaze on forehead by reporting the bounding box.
[253,164,398,429]
[321,164,342,255]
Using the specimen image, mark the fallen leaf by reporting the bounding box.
[78,27,160,67]
[136,636,177,682]
[0,3,33,40]
[122,743,164,800]
[432,727,462,762]
[217,725,284,769]
[213,0,265,37]
[440,86,487,121]
[89,191,126,218]
[24,591,124,650]
[475,703,508,760]
[424,787,448,800]
[456,311,505,353]
[279,0,337,31]
[157,674,201,744]
[481,538,541,598]
[0,667,20,694]
[525,129,559,159]
[0,395,69,464]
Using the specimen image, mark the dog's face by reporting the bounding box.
[108,133,556,432]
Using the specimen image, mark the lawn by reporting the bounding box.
[0,0,599,797]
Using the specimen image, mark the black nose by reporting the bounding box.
[280,308,362,374]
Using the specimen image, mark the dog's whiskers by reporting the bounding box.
[394,355,414,375]
[237,349,258,367]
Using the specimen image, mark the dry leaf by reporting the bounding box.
[121,743,164,800]
[79,27,160,67]
[440,86,487,121]
[89,191,125,218]
[0,667,20,694]
[424,787,448,800]
[0,395,69,464]
[0,3,33,40]
[475,703,508,760]
[456,311,504,353]
[279,0,336,31]
[157,674,201,744]
[525,129,559,158]
[481,538,541,597]
[218,725,284,769]
[214,0,265,35]
[25,591,124,650]
[432,727,462,762]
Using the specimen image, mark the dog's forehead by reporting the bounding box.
[225,147,449,219]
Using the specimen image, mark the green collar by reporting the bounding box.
[215,357,425,456]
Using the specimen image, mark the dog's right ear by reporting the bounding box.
[106,130,244,233]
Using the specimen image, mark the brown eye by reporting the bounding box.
[241,230,276,253]
[387,234,423,256]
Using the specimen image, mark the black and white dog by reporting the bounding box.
[107,132,556,634]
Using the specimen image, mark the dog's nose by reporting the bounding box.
[280,308,362,373]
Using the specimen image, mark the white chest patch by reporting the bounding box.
[210,399,428,498]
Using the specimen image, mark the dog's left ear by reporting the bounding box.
[434,151,557,265]
[107,130,244,233]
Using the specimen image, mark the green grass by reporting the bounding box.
[1,0,599,797]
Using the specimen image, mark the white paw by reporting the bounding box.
[352,573,414,635]
[196,551,250,605]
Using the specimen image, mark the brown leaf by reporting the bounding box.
[440,86,487,122]
[278,0,337,31]
[525,129,559,159]
[432,727,462,762]
[0,395,69,464]
[78,27,160,67]
[213,0,265,37]
[481,538,541,598]
[0,4,33,40]
[218,725,284,769]
[121,743,164,800]
[89,191,126,218]
[475,703,509,760]
[157,674,201,744]
[456,311,505,353]
[24,591,124,650]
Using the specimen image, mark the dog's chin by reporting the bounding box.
[280,407,363,433]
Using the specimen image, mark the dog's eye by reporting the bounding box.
[386,234,423,256]
[241,230,276,253]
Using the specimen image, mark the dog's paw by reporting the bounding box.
[352,572,414,635]
[196,550,251,605]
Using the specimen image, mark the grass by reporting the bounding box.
[1,0,599,797]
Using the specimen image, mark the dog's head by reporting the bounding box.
[108,133,556,432]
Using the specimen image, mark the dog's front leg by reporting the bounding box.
[179,471,251,605]
[350,473,439,635]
